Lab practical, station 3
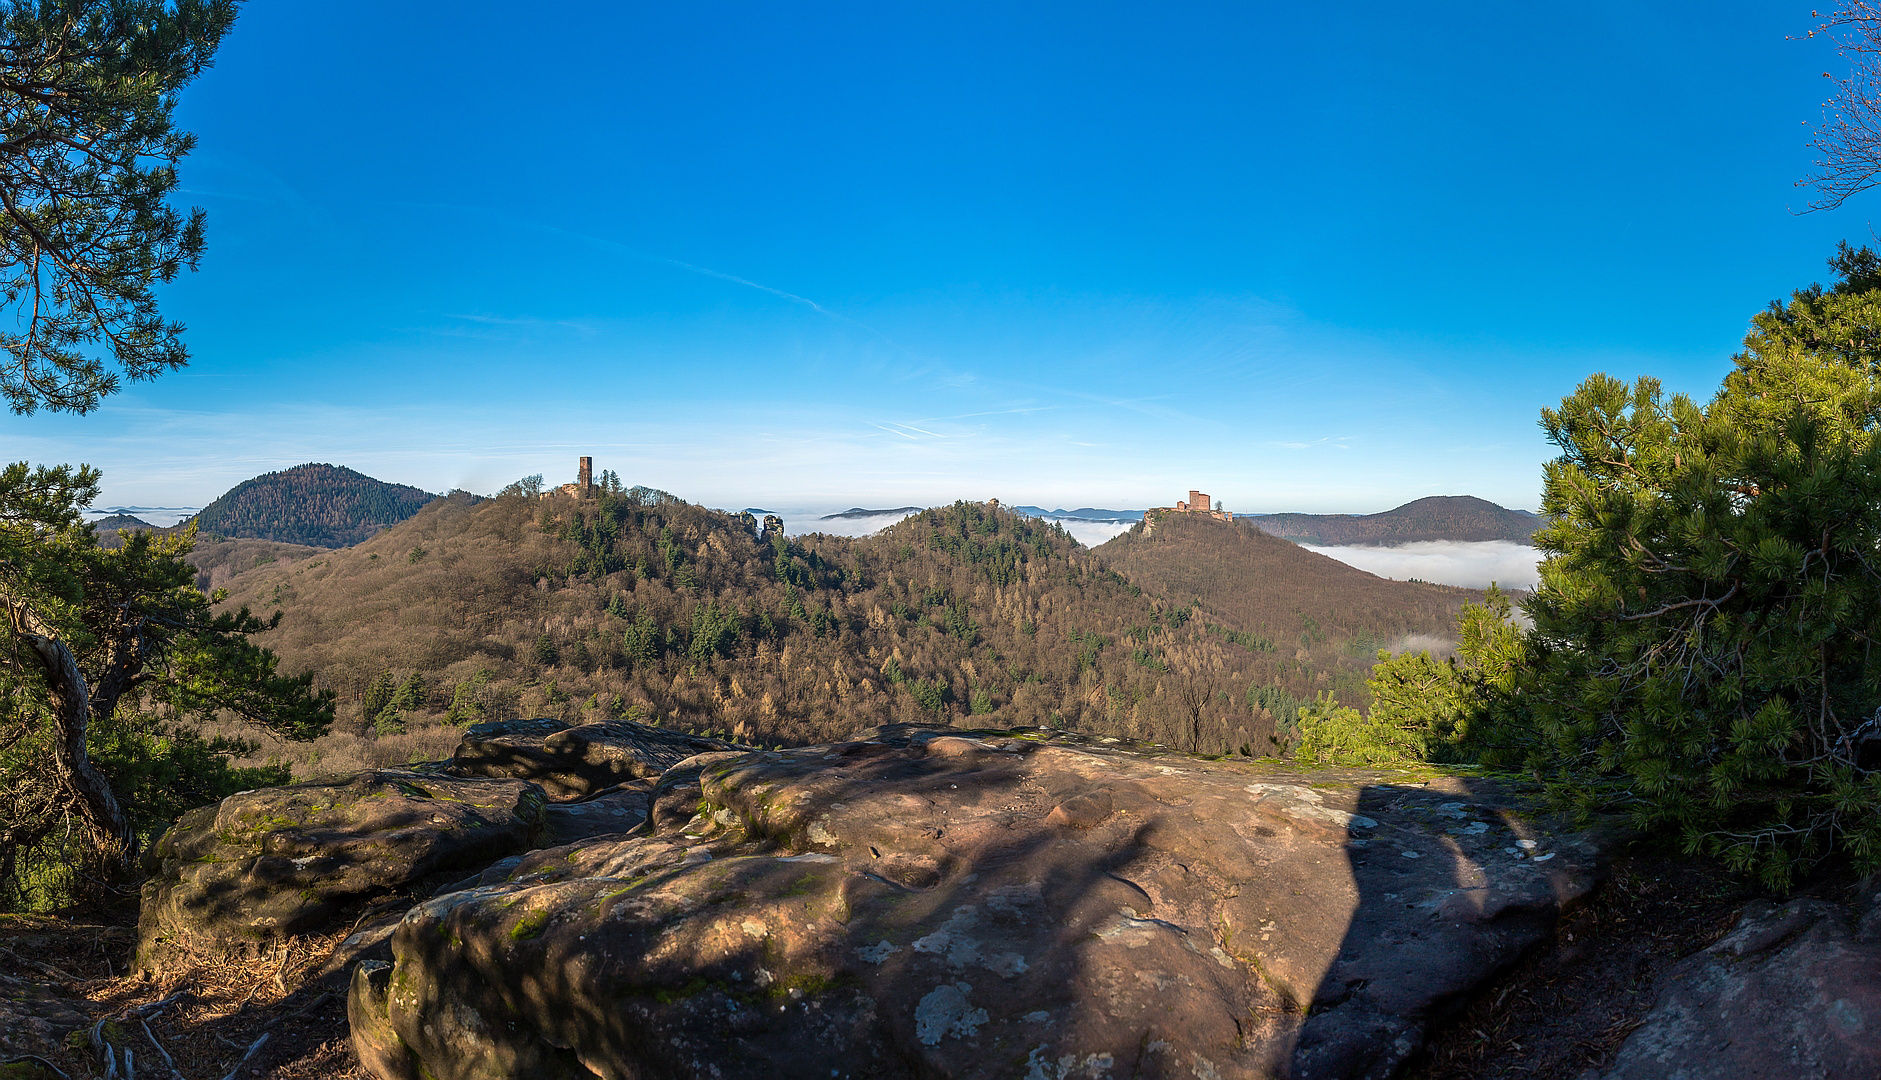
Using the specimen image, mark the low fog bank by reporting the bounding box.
[1303,540,1542,590]
[779,509,921,537]
[1060,520,1135,547]
[1385,633,1457,658]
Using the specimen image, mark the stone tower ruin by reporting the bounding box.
[553,457,597,499]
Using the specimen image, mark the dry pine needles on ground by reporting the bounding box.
[2,915,365,1080]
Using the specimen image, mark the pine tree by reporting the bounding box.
[1521,245,1881,886]
[0,0,239,414]
[1295,587,1524,766]
[0,463,331,903]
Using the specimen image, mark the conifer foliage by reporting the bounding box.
[1296,586,1525,767]
[1292,247,1881,888]
[0,0,239,414]
[0,0,289,909]
[0,462,332,907]
[1518,245,1881,887]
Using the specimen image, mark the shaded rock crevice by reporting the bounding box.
[1592,884,1881,1080]
[446,716,744,800]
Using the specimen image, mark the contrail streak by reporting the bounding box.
[535,222,891,338]
[377,199,896,340]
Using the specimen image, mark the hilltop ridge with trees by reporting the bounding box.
[1242,494,1543,547]
[215,487,1477,772]
[192,462,439,547]
[1097,512,1481,645]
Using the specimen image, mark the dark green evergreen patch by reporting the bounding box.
[1299,246,1881,889]
[194,463,440,548]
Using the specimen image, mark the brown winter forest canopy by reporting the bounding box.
[225,491,1481,756]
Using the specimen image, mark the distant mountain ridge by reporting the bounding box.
[194,463,437,548]
[1241,495,1542,547]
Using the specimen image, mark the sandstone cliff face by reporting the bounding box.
[108,719,1881,1078]
[135,719,743,973]
[348,726,1616,1080]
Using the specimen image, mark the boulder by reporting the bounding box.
[351,728,1622,1080]
[447,717,743,799]
[137,769,550,969]
[1593,886,1881,1080]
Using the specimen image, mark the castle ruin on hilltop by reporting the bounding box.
[1180,490,1220,515]
[1144,488,1231,533]
[547,457,595,499]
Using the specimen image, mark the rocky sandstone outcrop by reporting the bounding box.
[446,716,743,799]
[136,769,551,969]
[136,720,724,975]
[349,726,1619,1080]
[1594,887,1881,1080]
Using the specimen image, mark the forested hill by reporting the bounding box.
[1242,495,1542,546]
[219,492,1471,761]
[89,513,154,531]
[1096,513,1481,649]
[193,463,438,547]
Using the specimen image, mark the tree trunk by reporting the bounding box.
[7,600,133,859]
[87,612,147,732]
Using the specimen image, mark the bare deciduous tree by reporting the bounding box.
[1799,5,1881,210]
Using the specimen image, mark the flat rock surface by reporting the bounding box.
[137,769,550,969]
[446,716,743,799]
[352,727,1621,1080]
[1595,887,1881,1080]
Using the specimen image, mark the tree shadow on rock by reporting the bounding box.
[1292,775,1614,1080]
[356,726,1308,1079]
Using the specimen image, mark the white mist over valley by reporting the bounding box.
[1303,540,1542,590]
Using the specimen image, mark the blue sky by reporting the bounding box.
[5,1,1866,513]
